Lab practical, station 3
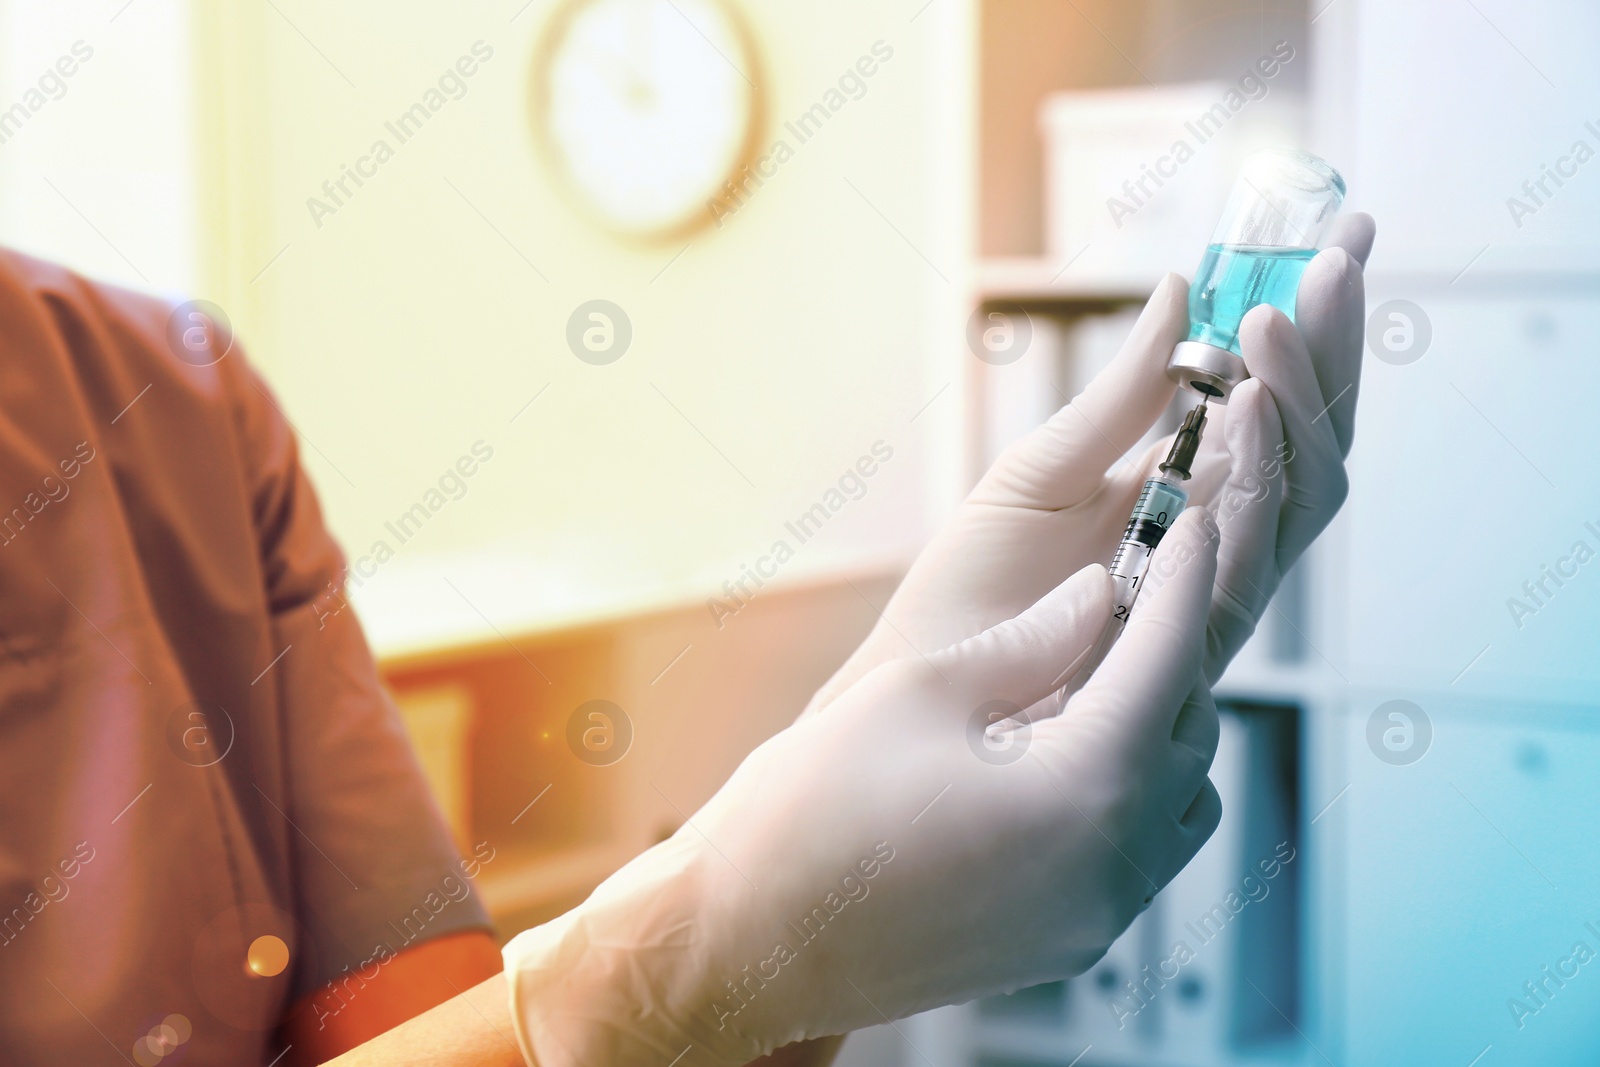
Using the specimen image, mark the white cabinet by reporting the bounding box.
[1339,286,1600,700]
[1322,0,1600,273]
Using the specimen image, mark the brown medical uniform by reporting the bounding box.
[0,248,489,1065]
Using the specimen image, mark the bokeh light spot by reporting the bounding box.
[246,934,290,977]
[130,1012,192,1065]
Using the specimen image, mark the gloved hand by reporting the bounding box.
[504,510,1224,1067]
[803,214,1375,713]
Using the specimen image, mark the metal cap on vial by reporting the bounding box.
[1167,340,1247,401]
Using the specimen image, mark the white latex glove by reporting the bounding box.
[805,214,1375,712]
[505,509,1224,1067]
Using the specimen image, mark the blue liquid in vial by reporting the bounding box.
[1187,244,1317,355]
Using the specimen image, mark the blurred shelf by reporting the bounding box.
[975,257,1156,308]
[976,256,1600,309]
[973,1020,1305,1067]
[355,547,911,667]
[477,841,640,922]
[1361,243,1600,287]
[1213,661,1328,706]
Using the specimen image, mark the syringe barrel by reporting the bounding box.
[1107,474,1190,627]
[1055,472,1190,707]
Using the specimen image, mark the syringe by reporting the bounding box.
[1056,398,1209,704]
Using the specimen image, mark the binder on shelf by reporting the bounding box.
[1152,704,1301,1063]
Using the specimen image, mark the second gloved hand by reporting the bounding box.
[503,509,1224,1067]
[804,214,1374,712]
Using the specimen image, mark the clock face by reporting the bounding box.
[533,0,762,239]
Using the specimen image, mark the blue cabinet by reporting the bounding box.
[1332,696,1600,1064]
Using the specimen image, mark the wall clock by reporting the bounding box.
[531,0,764,240]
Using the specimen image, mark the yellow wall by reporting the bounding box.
[194,0,974,654]
[0,0,195,293]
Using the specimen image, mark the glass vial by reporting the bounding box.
[1167,148,1346,400]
